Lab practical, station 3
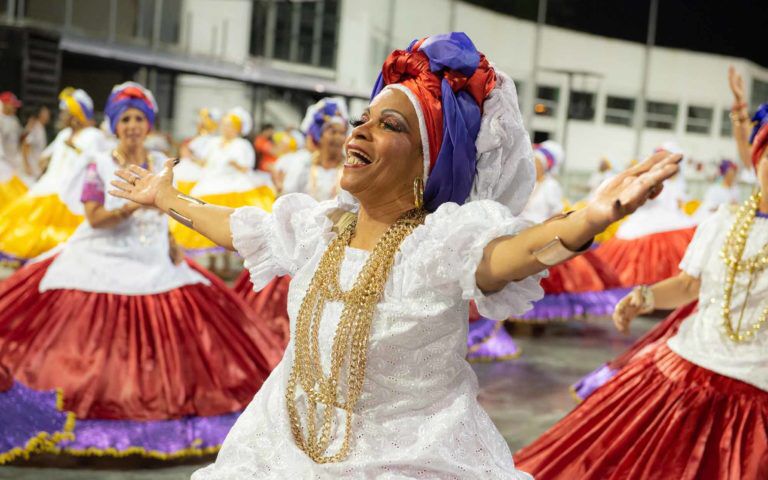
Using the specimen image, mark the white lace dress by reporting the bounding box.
[192,193,544,479]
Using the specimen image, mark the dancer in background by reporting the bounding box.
[0,82,282,459]
[171,106,275,256]
[515,103,768,479]
[694,159,741,221]
[21,105,51,180]
[175,107,221,195]
[0,88,104,265]
[572,68,757,403]
[594,142,697,287]
[0,92,28,205]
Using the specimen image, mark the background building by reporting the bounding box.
[1,0,765,194]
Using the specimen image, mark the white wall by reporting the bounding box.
[334,0,767,175]
[179,0,253,63]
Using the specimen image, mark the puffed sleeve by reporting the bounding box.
[407,200,546,320]
[230,193,331,290]
[234,139,256,169]
[678,204,730,278]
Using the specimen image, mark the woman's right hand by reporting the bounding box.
[613,286,654,334]
[110,158,178,209]
[728,66,746,104]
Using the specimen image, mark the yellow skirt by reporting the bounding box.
[170,186,276,251]
[176,181,197,196]
[0,175,28,207]
[0,194,84,262]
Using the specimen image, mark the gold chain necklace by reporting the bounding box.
[286,208,426,463]
[719,190,768,342]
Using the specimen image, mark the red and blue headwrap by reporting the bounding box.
[302,98,348,145]
[750,103,768,171]
[719,159,737,176]
[104,82,158,134]
[370,32,496,212]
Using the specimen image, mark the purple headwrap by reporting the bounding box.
[104,82,158,134]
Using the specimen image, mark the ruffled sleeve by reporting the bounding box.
[406,200,546,320]
[230,193,332,290]
[679,204,730,278]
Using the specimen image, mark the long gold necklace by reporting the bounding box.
[720,190,768,342]
[286,208,426,463]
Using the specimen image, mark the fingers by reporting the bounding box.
[128,164,149,178]
[114,168,139,184]
[110,179,134,192]
[164,158,180,170]
[108,188,131,200]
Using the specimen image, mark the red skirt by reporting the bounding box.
[541,250,621,294]
[233,272,291,348]
[593,227,696,287]
[0,257,284,421]
[515,344,768,479]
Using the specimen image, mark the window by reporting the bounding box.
[604,96,635,126]
[568,90,595,121]
[752,79,768,110]
[685,105,713,135]
[251,0,340,69]
[535,85,559,117]
[22,0,66,26]
[720,109,733,137]
[645,101,678,130]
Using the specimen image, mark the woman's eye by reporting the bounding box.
[349,117,366,127]
[381,120,400,132]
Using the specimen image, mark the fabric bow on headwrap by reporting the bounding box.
[370,32,497,212]
[750,103,768,171]
[59,87,94,125]
[301,98,348,145]
[105,82,158,134]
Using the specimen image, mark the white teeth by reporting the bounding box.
[346,151,370,166]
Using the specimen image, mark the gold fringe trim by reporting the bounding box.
[568,385,584,404]
[53,442,221,460]
[0,388,76,464]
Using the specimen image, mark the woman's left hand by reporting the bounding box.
[584,151,682,233]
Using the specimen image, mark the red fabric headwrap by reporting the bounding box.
[752,124,768,171]
[379,38,496,172]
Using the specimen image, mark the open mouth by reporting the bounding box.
[345,149,372,167]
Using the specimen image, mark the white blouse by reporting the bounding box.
[39,152,208,295]
[29,127,106,215]
[191,136,261,197]
[668,204,768,391]
[192,193,543,479]
[521,175,563,224]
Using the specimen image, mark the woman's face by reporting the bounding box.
[116,108,150,149]
[221,116,239,140]
[341,88,423,207]
[319,122,347,163]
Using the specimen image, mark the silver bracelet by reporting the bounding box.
[168,193,206,229]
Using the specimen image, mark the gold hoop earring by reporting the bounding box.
[413,177,424,210]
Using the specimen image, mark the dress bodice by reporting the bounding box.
[669,204,768,391]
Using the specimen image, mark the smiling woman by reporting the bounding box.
[109,33,680,478]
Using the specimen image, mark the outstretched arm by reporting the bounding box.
[476,151,682,293]
[109,159,237,250]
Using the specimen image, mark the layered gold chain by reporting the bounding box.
[286,208,426,463]
[720,190,768,342]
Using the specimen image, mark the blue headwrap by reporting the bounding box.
[104,82,158,134]
[303,99,348,144]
